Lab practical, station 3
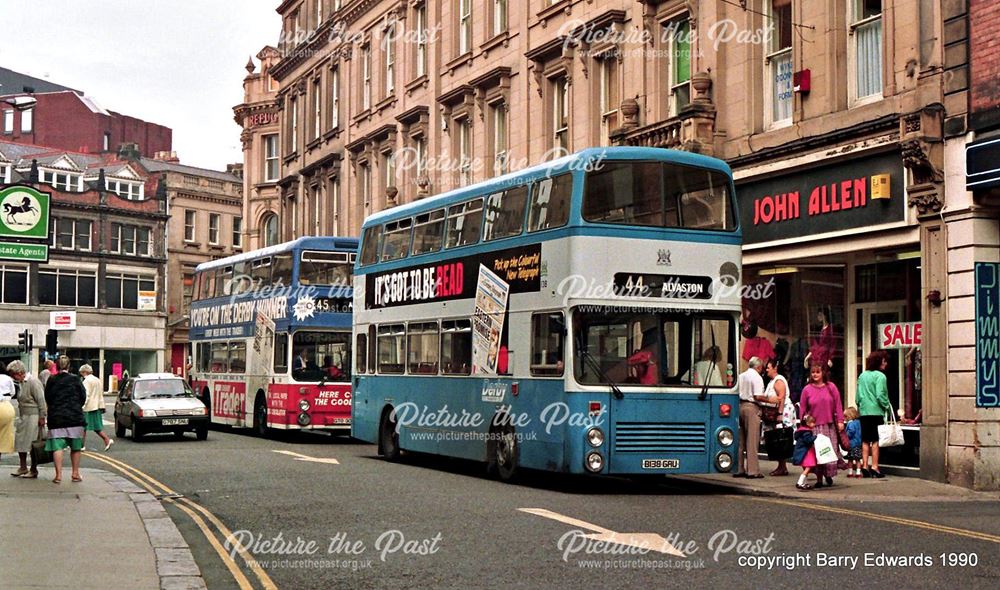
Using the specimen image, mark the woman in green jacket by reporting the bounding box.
[856,351,892,478]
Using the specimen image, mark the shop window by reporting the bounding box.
[106,274,155,310]
[39,268,97,307]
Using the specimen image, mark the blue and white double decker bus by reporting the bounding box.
[190,237,357,435]
[352,147,742,480]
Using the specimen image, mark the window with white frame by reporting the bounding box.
[416,4,428,77]
[599,54,620,144]
[385,25,396,96]
[233,217,243,249]
[103,133,110,151]
[209,214,221,245]
[316,0,323,25]
[0,265,28,304]
[2,110,12,133]
[184,210,196,242]
[264,134,280,181]
[105,273,155,310]
[459,0,472,55]
[415,136,428,178]
[42,170,82,192]
[667,18,692,115]
[39,268,97,307]
[362,45,372,110]
[330,177,341,234]
[383,151,396,195]
[493,0,507,36]
[264,213,279,247]
[20,108,32,133]
[111,223,151,256]
[1,164,11,184]
[491,102,508,176]
[330,67,340,129]
[107,179,143,200]
[312,78,322,140]
[51,218,92,251]
[552,76,569,151]
[290,96,298,151]
[312,184,322,234]
[458,118,472,186]
[766,0,793,125]
[851,0,883,101]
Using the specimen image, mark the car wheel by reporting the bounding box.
[114,413,126,438]
[195,425,208,441]
[132,420,144,442]
[378,408,401,461]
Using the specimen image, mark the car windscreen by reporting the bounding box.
[133,380,193,399]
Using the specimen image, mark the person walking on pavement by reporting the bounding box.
[7,360,46,478]
[39,359,55,388]
[761,359,795,476]
[856,350,892,478]
[44,356,87,484]
[799,363,845,488]
[0,366,15,460]
[735,357,766,479]
[80,364,113,452]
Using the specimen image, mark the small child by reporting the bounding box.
[792,414,818,490]
[844,407,863,477]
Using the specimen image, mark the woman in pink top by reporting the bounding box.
[798,363,845,487]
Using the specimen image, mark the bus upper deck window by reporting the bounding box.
[360,225,383,266]
[484,185,529,241]
[381,219,413,261]
[445,199,483,249]
[272,254,292,286]
[528,174,572,232]
[412,209,445,255]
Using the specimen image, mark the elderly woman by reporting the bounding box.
[0,367,14,461]
[80,364,113,452]
[44,356,87,484]
[7,360,47,478]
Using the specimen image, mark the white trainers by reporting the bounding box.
[104,439,114,452]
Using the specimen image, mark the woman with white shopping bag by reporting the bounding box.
[799,363,845,488]
[856,351,893,478]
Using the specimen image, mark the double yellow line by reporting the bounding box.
[85,452,278,590]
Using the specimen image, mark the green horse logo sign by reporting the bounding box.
[0,185,50,240]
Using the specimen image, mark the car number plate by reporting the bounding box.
[642,459,680,469]
[162,418,189,426]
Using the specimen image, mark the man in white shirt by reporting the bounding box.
[735,356,766,478]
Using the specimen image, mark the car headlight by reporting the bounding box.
[299,399,311,412]
[141,409,157,418]
[191,407,207,416]
[716,452,733,472]
[717,428,734,447]
[586,427,604,447]
[585,451,604,473]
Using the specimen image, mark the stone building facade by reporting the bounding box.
[239,0,996,489]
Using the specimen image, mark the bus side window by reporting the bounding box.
[381,218,413,261]
[412,209,445,255]
[356,332,367,374]
[273,334,288,374]
[367,325,376,373]
[210,341,229,373]
[484,185,529,241]
[407,322,439,374]
[440,319,472,375]
[528,174,572,232]
[196,343,210,373]
[251,257,272,285]
[377,325,406,374]
[229,342,247,373]
[360,225,383,266]
[272,254,293,286]
[445,199,483,249]
[203,270,216,299]
[530,312,565,376]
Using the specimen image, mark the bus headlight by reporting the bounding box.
[298,412,311,426]
[717,428,735,447]
[585,452,604,473]
[716,452,733,472]
[586,427,604,447]
[299,399,311,412]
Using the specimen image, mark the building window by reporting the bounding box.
[182,274,194,315]
[312,185,322,234]
[766,0,793,125]
[384,25,396,96]
[209,214,221,245]
[383,151,396,196]
[668,19,692,115]
[493,0,507,36]
[415,4,428,77]
[459,0,472,55]
[851,0,883,101]
[20,108,32,133]
[289,96,298,152]
[552,76,569,152]
[360,162,371,213]
[330,67,340,129]
[111,223,151,256]
[38,268,97,308]
[43,171,81,192]
[0,265,28,304]
[599,54,620,145]
[312,78,322,140]
[106,179,143,200]
[458,118,472,187]
[0,164,10,185]
[415,136,428,178]
[103,132,111,151]
[491,103,508,176]
[362,45,372,110]
[52,218,92,251]
[316,0,323,25]
[2,110,12,134]
[263,213,279,247]
[105,273,155,310]
[264,134,279,181]
[184,210,196,242]
[233,217,243,249]
[330,177,341,235]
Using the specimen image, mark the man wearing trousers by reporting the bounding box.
[736,356,765,478]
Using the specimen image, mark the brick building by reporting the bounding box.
[238,0,997,489]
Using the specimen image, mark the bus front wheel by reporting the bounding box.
[487,423,520,482]
[252,393,270,438]
[379,409,401,461]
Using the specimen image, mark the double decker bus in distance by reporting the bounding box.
[190,237,357,435]
[352,147,742,479]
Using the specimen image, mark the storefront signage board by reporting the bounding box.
[975,262,1000,408]
[878,321,922,349]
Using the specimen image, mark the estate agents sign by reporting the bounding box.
[0,185,50,240]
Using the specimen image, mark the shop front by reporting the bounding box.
[736,146,924,468]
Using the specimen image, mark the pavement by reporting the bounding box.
[670,457,1000,502]
[0,462,206,590]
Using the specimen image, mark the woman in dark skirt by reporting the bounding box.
[44,356,87,483]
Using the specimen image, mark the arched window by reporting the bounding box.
[262,214,279,247]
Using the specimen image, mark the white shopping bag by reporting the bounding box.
[814,433,837,465]
[878,413,905,447]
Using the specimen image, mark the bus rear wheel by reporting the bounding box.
[252,393,270,438]
[488,423,520,482]
[379,409,401,461]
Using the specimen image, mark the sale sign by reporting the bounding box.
[879,322,922,349]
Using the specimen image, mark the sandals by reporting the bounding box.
[52,477,61,484]
[746,473,764,479]
[71,475,83,483]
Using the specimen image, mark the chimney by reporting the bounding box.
[153,150,180,163]
[117,142,141,161]
[227,163,244,179]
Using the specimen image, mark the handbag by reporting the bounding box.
[837,429,851,452]
[878,412,905,447]
[814,433,838,465]
[30,428,54,466]
[760,404,780,424]
[764,427,794,460]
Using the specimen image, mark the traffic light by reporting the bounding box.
[17,330,31,354]
[45,329,58,355]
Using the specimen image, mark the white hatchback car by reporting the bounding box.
[114,373,209,441]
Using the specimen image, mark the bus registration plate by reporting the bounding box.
[642,459,680,469]
[162,418,189,426]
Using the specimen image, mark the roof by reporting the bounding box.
[140,158,241,183]
[195,236,360,272]
[0,66,80,96]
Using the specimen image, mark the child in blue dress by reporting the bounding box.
[792,414,817,490]
[844,407,863,477]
